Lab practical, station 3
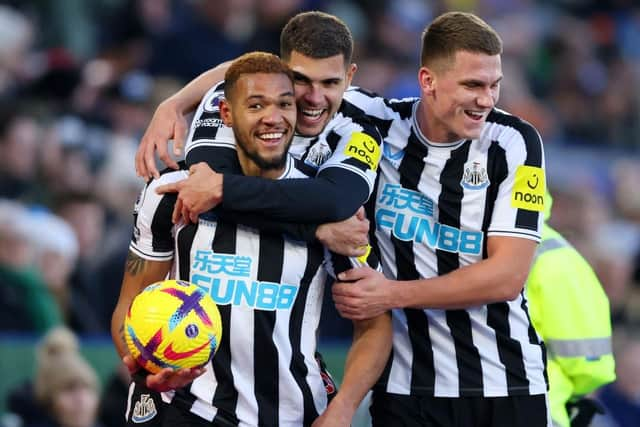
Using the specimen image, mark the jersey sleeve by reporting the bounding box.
[184,81,241,174]
[314,112,383,198]
[222,167,370,223]
[486,117,546,242]
[185,84,383,223]
[129,170,188,261]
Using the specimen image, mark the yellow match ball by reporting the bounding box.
[124,279,222,374]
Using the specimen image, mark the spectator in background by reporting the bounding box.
[0,106,43,201]
[247,0,307,54]
[0,200,62,332]
[7,326,104,427]
[54,192,111,331]
[28,209,104,334]
[96,0,250,83]
[0,5,34,98]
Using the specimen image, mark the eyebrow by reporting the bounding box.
[461,76,503,86]
[246,91,295,101]
[292,71,342,84]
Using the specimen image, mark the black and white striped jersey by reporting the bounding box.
[129,156,375,426]
[343,88,548,398]
[185,82,382,196]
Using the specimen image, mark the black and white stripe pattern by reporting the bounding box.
[130,156,363,426]
[343,89,547,398]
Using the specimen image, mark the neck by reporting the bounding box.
[238,155,285,179]
[416,98,458,144]
[416,100,430,139]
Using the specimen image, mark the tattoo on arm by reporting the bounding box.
[125,251,147,276]
[118,324,126,348]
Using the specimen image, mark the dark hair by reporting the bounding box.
[421,12,502,69]
[224,52,294,99]
[280,11,353,65]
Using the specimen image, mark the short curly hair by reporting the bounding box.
[224,51,293,99]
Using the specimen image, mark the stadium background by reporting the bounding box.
[0,0,639,425]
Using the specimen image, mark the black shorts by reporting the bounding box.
[125,376,219,427]
[125,354,337,427]
[125,372,164,426]
[370,391,550,427]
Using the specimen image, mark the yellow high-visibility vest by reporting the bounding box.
[526,224,616,427]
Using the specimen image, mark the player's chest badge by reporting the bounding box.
[304,140,333,168]
[461,160,490,190]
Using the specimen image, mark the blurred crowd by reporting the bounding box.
[0,0,640,425]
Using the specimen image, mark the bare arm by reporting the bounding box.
[111,251,172,358]
[313,312,392,426]
[111,251,206,391]
[333,236,537,320]
[136,61,232,178]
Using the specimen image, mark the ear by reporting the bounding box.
[219,98,232,127]
[418,66,435,95]
[345,62,358,87]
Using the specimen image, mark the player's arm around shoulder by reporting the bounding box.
[322,112,383,180]
[136,63,232,178]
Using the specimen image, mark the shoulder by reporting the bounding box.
[485,109,543,148]
[326,106,383,143]
[343,87,417,120]
[484,108,544,165]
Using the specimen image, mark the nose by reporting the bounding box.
[477,88,496,109]
[303,83,323,105]
[261,105,284,125]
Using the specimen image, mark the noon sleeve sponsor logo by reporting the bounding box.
[344,132,381,171]
[511,165,545,212]
[190,250,299,310]
[375,184,483,255]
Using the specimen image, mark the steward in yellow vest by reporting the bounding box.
[526,196,616,427]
